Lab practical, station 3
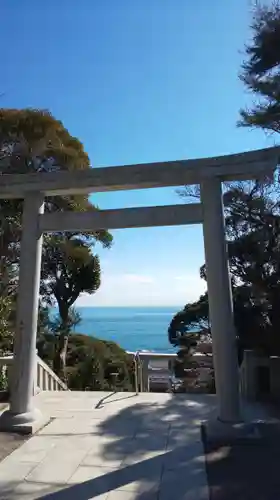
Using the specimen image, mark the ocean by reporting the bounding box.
[71,306,181,353]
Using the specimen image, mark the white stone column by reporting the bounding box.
[0,192,49,433]
[200,178,240,422]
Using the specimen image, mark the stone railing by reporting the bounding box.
[0,355,13,391]
[36,355,68,392]
[130,350,214,393]
[129,351,177,392]
[0,354,68,393]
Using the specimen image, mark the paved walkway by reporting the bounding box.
[0,391,216,499]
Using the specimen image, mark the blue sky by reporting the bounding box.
[1,0,275,307]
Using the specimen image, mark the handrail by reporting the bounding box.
[0,355,13,391]
[0,355,13,367]
[134,351,141,394]
[0,354,68,393]
[132,351,175,393]
[134,353,138,395]
[36,355,68,392]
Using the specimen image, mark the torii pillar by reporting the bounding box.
[0,192,50,433]
[201,178,240,422]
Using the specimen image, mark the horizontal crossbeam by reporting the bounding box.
[39,203,203,232]
[0,147,279,199]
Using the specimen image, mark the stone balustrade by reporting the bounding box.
[0,354,68,394]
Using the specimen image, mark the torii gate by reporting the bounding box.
[0,146,278,433]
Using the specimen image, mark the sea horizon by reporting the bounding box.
[52,305,182,353]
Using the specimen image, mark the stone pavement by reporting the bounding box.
[0,391,216,499]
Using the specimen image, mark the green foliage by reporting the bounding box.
[38,333,134,392]
[0,108,113,381]
[0,107,129,392]
[239,2,280,133]
[168,294,209,348]
[0,370,8,391]
[170,4,280,361]
[0,108,90,173]
[0,296,14,354]
[168,294,209,381]
[41,234,102,380]
[42,235,101,311]
[66,335,134,391]
[170,180,280,359]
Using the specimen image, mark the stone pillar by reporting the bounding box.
[200,178,240,422]
[0,192,49,433]
[141,359,149,392]
[270,356,280,400]
[242,350,257,400]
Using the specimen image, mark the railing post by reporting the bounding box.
[134,352,139,394]
[139,359,144,393]
[33,350,38,396]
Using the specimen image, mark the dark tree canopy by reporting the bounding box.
[239,3,280,133]
[168,294,209,348]
[0,108,114,386]
[0,108,90,173]
[169,3,280,360]
[169,181,280,358]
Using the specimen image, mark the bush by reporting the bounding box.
[63,334,134,391]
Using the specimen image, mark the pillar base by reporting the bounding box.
[201,418,262,446]
[0,407,50,435]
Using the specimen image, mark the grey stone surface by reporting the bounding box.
[0,481,64,500]
[0,391,270,499]
[0,392,216,499]
[4,193,46,436]
[0,146,278,199]
[41,203,203,232]
[201,178,240,423]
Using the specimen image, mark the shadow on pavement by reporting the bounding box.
[202,421,280,500]
[1,393,216,499]
[45,394,213,499]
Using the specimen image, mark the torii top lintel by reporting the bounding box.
[0,146,279,199]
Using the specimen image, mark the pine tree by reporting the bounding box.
[239,2,280,134]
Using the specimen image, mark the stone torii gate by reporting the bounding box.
[0,146,279,433]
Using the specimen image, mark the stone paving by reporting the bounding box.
[0,391,218,499]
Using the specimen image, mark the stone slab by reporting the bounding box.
[0,392,218,499]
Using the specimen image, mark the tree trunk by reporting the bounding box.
[53,331,69,383]
[53,304,70,382]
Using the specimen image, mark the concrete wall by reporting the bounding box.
[240,350,280,401]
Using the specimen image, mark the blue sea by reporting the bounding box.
[71,306,181,353]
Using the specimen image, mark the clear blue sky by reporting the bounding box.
[1,0,275,307]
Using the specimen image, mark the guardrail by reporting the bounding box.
[36,356,68,392]
[0,355,13,391]
[130,351,177,393]
[0,354,68,393]
[130,350,214,393]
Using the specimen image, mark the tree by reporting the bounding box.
[168,294,210,380]
[0,108,112,366]
[239,2,280,133]
[169,3,280,360]
[169,180,280,359]
[0,108,90,174]
[66,335,134,392]
[168,293,209,347]
[41,235,102,380]
[37,333,135,392]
